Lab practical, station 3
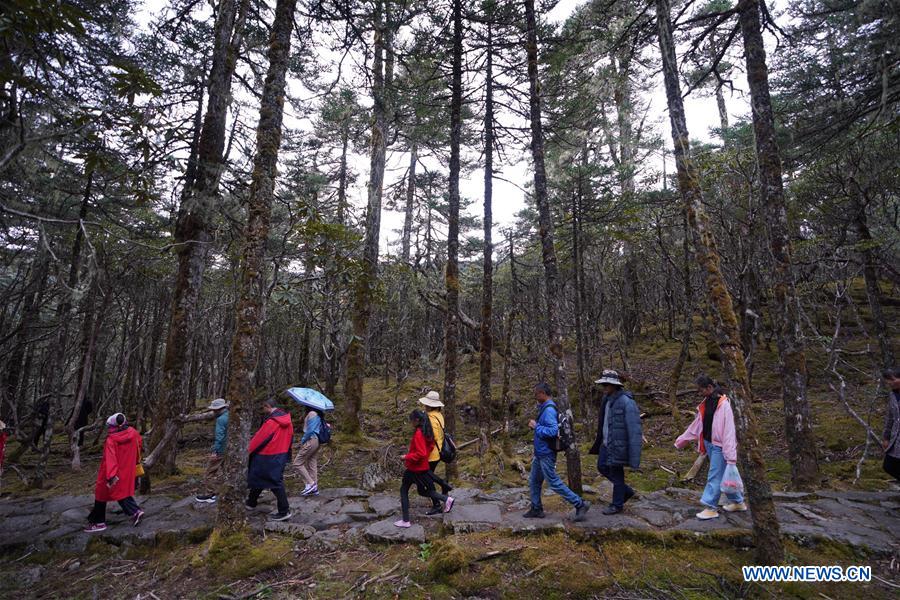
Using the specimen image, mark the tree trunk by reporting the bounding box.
[573,144,588,419]
[344,0,392,435]
[33,170,92,488]
[443,0,463,474]
[479,14,495,432]
[854,205,894,368]
[524,0,582,493]
[669,211,693,426]
[401,141,417,264]
[68,284,110,470]
[215,0,297,532]
[611,48,641,345]
[3,240,49,413]
[149,0,250,475]
[738,0,818,490]
[655,0,783,564]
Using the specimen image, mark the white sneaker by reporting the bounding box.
[696,508,720,520]
[722,502,748,512]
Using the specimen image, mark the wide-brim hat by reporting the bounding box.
[208,398,228,411]
[594,370,624,386]
[417,390,444,408]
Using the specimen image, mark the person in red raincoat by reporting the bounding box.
[0,419,8,475]
[246,398,294,521]
[85,413,144,533]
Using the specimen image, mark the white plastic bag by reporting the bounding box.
[721,463,744,495]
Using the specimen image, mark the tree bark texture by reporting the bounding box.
[442,0,463,474]
[525,0,582,493]
[216,0,297,532]
[344,0,391,435]
[655,0,784,564]
[150,0,250,474]
[479,15,495,425]
[738,0,818,490]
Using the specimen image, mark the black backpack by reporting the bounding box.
[538,402,573,453]
[316,413,332,445]
[437,420,457,463]
[440,433,457,463]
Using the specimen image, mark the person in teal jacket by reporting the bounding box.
[196,398,229,503]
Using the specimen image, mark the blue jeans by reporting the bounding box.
[598,446,634,509]
[701,443,744,509]
[529,454,583,509]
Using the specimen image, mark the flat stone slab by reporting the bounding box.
[364,519,426,544]
[310,528,343,549]
[368,494,401,517]
[1,485,898,554]
[317,498,343,513]
[42,495,93,514]
[479,487,528,503]
[447,488,483,504]
[264,521,315,539]
[814,490,900,503]
[317,487,370,499]
[444,503,502,533]
[338,501,368,514]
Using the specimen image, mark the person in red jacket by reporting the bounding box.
[0,419,8,475]
[85,413,144,533]
[394,410,454,528]
[246,397,294,521]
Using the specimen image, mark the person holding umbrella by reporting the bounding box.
[294,406,324,496]
[246,397,294,521]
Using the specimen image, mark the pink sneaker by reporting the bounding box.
[393,520,411,528]
[84,523,107,533]
[443,496,455,513]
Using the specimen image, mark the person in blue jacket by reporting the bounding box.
[195,398,229,503]
[589,370,642,514]
[524,382,590,521]
[294,407,324,496]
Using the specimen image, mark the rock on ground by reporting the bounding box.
[364,519,426,544]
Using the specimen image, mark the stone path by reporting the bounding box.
[1,486,898,556]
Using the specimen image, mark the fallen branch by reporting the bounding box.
[142,409,220,469]
[474,546,532,562]
[633,389,694,399]
[682,453,707,481]
[456,427,504,451]
[351,562,401,594]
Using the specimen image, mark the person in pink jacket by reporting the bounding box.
[675,375,747,519]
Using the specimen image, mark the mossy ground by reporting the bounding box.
[0,280,896,597]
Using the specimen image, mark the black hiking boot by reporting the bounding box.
[426,506,443,516]
[523,507,545,519]
[602,504,623,515]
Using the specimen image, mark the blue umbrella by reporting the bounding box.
[286,387,334,412]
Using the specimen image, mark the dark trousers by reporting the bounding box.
[247,486,289,514]
[598,446,634,509]
[88,497,139,524]
[428,460,451,506]
[885,454,900,481]
[400,470,447,521]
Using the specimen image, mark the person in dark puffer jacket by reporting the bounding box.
[589,370,642,515]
